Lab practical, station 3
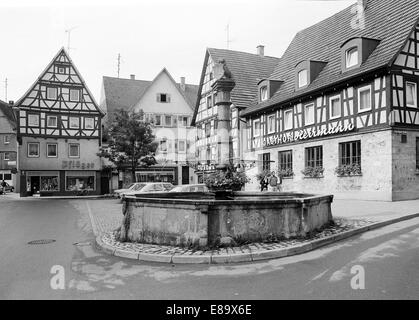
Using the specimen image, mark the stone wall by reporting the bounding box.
[244,130,393,201]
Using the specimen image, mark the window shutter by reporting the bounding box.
[167,94,171,103]
[156,94,161,102]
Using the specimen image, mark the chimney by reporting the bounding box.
[180,77,186,91]
[130,74,135,80]
[257,45,265,57]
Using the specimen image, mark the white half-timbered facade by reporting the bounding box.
[241,0,419,201]
[15,48,105,196]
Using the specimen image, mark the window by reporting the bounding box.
[211,146,217,160]
[253,119,261,137]
[3,173,11,180]
[69,89,80,102]
[284,109,293,130]
[406,82,418,108]
[47,116,58,128]
[346,47,359,68]
[262,153,271,172]
[69,143,80,158]
[207,96,213,108]
[178,140,186,152]
[358,86,372,112]
[305,146,323,168]
[165,116,172,126]
[56,66,66,74]
[330,95,342,119]
[339,140,361,167]
[179,116,189,127]
[155,115,162,126]
[205,123,211,137]
[160,139,167,152]
[4,135,10,144]
[41,176,59,191]
[28,143,40,158]
[416,138,419,171]
[298,69,308,88]
[267,114,276,134]
[157,93,170,103]
[46,87,57,100]
[69,117,80,129]
[28,114,39,127]
[84,118,94,129]
[46,144,58,157]
[278,150,293,177]
[4,152,10,161]
[304,104,315,125]
[66,175,95,191]
[260,86,268,101]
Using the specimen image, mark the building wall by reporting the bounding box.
[244,130,394,201]
[391,129,419,201]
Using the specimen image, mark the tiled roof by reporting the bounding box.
[242,0,419,116]
[0,99,16,125]
[207,48,280,110]
[101,76,151,118]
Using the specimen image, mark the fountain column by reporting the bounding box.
[211,60,236,169]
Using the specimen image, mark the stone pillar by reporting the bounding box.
[211,62,235,169]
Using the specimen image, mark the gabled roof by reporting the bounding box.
[16,47,104,116]
[0,99,16,126]
[192,47,280,124]
[129,68,199,112]
[242,0,419,116]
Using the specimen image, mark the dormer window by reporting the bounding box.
[298,70,308,88]
[346,47,359,68]
[260,86,268,101]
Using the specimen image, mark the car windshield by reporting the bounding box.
[132,183,146,191]
[170,186,184,192]
[126,183,136,190]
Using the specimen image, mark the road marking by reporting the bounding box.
[85,200,99,236]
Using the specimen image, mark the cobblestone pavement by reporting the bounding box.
[85,198,124,235]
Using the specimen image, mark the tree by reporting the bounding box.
[98,109,158,182]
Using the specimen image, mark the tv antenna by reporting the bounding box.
[4,78,7,102]
[225,23,234,49]
[65,26,78,53]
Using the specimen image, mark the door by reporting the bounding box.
[182,166,189,185]
[101,176,110,195]
[30,176,40,196]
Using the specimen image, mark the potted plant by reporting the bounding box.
[301,166,324,178]
[204,164,250,199]
[335,163,362,177]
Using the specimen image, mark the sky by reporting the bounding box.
[0,0,356,104]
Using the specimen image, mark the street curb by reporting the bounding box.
[94,212,419,264]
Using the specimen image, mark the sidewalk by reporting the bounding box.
[0,192,106,200]
[90,198,419,264]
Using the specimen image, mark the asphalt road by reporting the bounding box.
[0,196,418,300]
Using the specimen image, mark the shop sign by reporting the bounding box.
[262,122,355,147]
[196,163,216,172]
[62,160,95,170]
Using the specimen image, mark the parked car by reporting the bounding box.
[123,182,174,198]
[169,184,208,193]
[114,182,146,198]
[2,182,14,192]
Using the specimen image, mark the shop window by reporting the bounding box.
[278,150,293,177]
[47,87,58,100]
[304,104,315,126]
[84,117,94,129]
[28,114,39,127]
[330,95,342,119]
[47,143,58,158]
[47,116,58,128]
[305,146,323,168]
[66,175,95,191]
[358,86,372,112]
[69,143,80,158]
[41,176,59,191]
[339,140,361,166]
[406,82,418,108]
[28,143,40,158]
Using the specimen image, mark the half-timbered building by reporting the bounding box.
[241,0,419,201]
[15,48,105,196]
[0,100,17,190]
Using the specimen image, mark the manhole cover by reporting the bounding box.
[28,239,56,245]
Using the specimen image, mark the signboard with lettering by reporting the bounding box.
[254,123,356,148]
[62,161,95,170]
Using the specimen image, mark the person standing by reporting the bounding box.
[269,172,278,192]
[1,180,7,194]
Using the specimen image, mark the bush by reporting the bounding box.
[204,165,250,191]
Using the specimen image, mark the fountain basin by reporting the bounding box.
[119,192,334,248]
